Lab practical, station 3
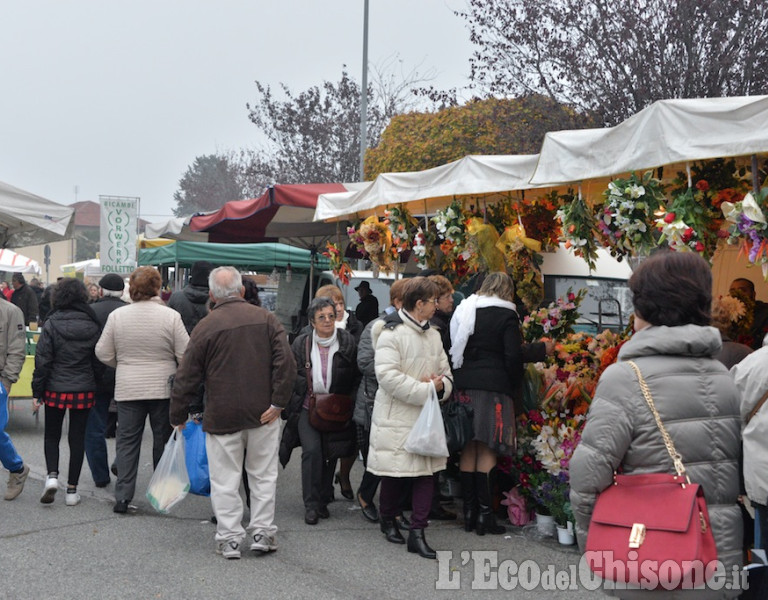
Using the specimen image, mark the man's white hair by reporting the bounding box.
[208,266,242,300]
[102,289,123,298]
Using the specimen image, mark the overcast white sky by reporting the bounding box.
[0,1,473,222]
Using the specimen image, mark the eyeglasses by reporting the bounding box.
[314,314,335,322]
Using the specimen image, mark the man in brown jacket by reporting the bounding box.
[170,266,296,560]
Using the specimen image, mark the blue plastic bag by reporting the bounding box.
[182,420,210,496]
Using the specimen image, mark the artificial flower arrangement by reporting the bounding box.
[512,191,562,252]
[596,171,666,260]
[521,288,588,343]
[322,242,353,286]
[711,294,748,341]
[347,215,394,272]
[384,205,417,255]
[556,189,601,271]
[657,159,748,261]
[412,225,436,270]
[721,187,768,277]
[725,288,756,346]
[432,198,474,283]
[496,223,545,313]
[513,289,630,521]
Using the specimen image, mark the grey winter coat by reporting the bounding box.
[570,325,742,599]
[353,318,378,429]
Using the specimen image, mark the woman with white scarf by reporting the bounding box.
[313,284,362,501]
[281,297,359,525]
[450,272,551,535]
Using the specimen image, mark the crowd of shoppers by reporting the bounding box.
[4,251,768,590]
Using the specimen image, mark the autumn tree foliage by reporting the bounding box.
[364,95,594,179]
[458,0,768,125]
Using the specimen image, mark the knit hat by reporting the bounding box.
[99,273,125,292]
[190,261,213,287]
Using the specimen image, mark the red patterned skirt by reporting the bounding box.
[43,390,96,410]
[455,389,517,456]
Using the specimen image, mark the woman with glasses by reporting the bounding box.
[312,284,362,500]
[280,297,359,524]
[368,277,452,559]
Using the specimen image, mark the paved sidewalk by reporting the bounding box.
[2,398,602,600]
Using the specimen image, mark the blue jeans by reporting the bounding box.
[85,392,111,484]
[756,503,768,550]
[0,383,24,472]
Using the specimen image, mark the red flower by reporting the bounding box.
[681,228,695,243]
[695,180,710,192]
[695,241,705,252]
[664,212,676,224]
[567,292,575,302]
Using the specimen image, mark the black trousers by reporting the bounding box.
[298,408,336,511]
[44,405,90,487]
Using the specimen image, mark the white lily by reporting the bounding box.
[742,193,767,224]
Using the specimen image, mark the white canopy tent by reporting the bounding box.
[314,154,555,222]
[0,181,74,247]
[60,258,108,279]
[530,95,768,189]
[0,248,40,274]
[144,215,209,242]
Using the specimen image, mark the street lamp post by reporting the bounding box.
[359,0,369,182]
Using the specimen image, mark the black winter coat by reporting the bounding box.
[90,296,128,395]
[32,304,103,398]
[168,284,209,334]
[452,307,547,416]
[279,328,360,466]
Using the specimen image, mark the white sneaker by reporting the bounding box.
[4,464,29,501]
[250,531,277,554]
[65,491,81,506]
[216,539,241,560]
[40,476,58,504]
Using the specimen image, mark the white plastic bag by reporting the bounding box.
[146,427,190,513]
[404,381,449,458]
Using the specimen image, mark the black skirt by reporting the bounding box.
[456,388,517,457]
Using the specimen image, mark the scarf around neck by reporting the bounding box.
[311,329,339,393]
[449,294,517,370]
[335,309,350,331]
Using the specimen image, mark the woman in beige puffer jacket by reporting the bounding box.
[368,277,452,560]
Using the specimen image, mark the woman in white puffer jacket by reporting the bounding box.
[368,277,452,560]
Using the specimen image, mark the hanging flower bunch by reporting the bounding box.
[322,242,353,286]
[721,189,768,273]
[412,226,434,270]
[556,189,600,271]
[432,199,473,284]
[383,205,417,255]
[495,223,544,313]
[597,171,666,260]
[347,215,394,272]
[522,288,587,343]
[511,191,562,252]
[656,188,713,257]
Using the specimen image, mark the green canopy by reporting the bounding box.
[138,241,329,272]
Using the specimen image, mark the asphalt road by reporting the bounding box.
[1,398,603,600]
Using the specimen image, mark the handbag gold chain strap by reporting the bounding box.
[626,360,688,480]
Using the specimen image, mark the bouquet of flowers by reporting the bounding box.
[384,205,417,255]
[432,199,474,284]
[522,289,587,343]
[512,192,562,252]
[711,294,748,340]
[722,188,768,275]
[347,215,394,272]
[412,226,436,270]
[322,242,353,286]
[597,171,665,260]
[556,189,600,271]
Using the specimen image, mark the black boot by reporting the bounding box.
[475,472,506,536]
[460,471,477,532]
[380,517,405,544]
[407,528,436,559]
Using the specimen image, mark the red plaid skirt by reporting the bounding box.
[43,390,95,410]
